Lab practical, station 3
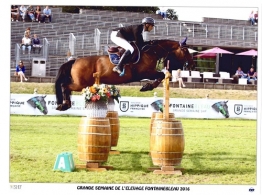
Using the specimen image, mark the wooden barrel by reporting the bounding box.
[106,111,120,147]
[150,119,185,166]
[78,117,111,163]
[150,112,175,135]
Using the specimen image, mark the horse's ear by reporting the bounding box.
[180,37,187,46]
[43,95,47,98]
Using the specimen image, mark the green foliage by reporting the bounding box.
[195,58,216,72]
[10,116,256,184]
[167,9,178,20]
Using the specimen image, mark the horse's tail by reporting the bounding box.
[55,60,75,104]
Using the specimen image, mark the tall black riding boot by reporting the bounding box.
[113,50,131,75]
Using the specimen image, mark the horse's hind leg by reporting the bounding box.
[61,85,72,111]
[56,84,72,111]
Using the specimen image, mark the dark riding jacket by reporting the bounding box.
[112,24,145,49]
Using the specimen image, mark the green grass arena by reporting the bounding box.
[10,115,256,184]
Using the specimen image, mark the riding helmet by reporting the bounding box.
[142,17,155,25]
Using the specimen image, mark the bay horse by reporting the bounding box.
[55,38,195,111]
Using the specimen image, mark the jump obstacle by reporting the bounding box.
[75,72,120,171]
[148,69,185,175]
[54,70,184,174]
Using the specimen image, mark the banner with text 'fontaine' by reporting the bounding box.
[10,94,256,119]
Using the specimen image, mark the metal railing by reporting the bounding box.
[69,33,76,55]
[43,38,49,60]
[15,43,20,65]
[94,28,101,51]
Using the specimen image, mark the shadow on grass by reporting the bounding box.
[105,151,256,175]
[182,151,256,174]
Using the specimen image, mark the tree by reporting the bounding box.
[167,9,178,20]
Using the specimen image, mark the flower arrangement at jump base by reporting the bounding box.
[107,85,121,103]
[82,84,110,104]
[106,85,121,111]
[82,84,110,118]
[81,84,121,117]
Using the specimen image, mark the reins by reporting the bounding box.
[141,40,192,70]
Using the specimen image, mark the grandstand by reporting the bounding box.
[10,7,257,90]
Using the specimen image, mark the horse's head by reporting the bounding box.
[177,37,195,70]
[145,38,195,70]
[27,95,48,115]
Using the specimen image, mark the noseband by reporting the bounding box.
[180,46,190,68]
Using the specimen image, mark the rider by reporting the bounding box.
[110,17,155,76]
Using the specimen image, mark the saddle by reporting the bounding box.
[107,42,140,65]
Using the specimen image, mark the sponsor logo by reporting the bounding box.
[211,101,229,118]
[234,104,243,115]
[120,101,129,112]
[27,95,48,115]
[151,100,163,112]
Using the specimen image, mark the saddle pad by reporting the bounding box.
[108,53,120,65]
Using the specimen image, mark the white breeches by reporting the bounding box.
[110,31,134,53]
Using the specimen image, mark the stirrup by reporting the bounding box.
[119,68,125,77]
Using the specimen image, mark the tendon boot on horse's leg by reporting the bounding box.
[152,79,162,88]
[56,104,63,111]
[113,50,131,76]
[59,100,71,111]
[140,83,153,91]
[140,79,162,92]
[62,100,71,110]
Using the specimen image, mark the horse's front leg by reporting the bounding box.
[139,71,165,92]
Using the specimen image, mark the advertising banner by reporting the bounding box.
[10,94,256,119]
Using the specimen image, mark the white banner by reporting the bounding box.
[10,94,257,119]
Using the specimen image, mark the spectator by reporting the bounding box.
[66,51,75,61]
[41,6,52,23]
[176,69,186,88]
[160,7,168,20]
[15,60,28,82]
[21,34,32,54]
[31,34,43,54]
[247,67,257,83]
[235,66,244,78]
[34,6,41,22]
[19,5,27,22]
[248,10,255,25]
[254,11,258,24]
[27,5,35,22]
[24,27,31,38]
[11,5,19,22]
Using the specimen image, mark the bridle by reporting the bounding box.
[179,46,191,69]
[142,40,192,69]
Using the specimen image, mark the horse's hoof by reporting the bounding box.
[140,83,153,91]
[61,104,71,111]
[56,104,63,111]
[56,103,71,111]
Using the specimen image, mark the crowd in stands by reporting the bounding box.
[20,27,43,55]
[11,5,52,23]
